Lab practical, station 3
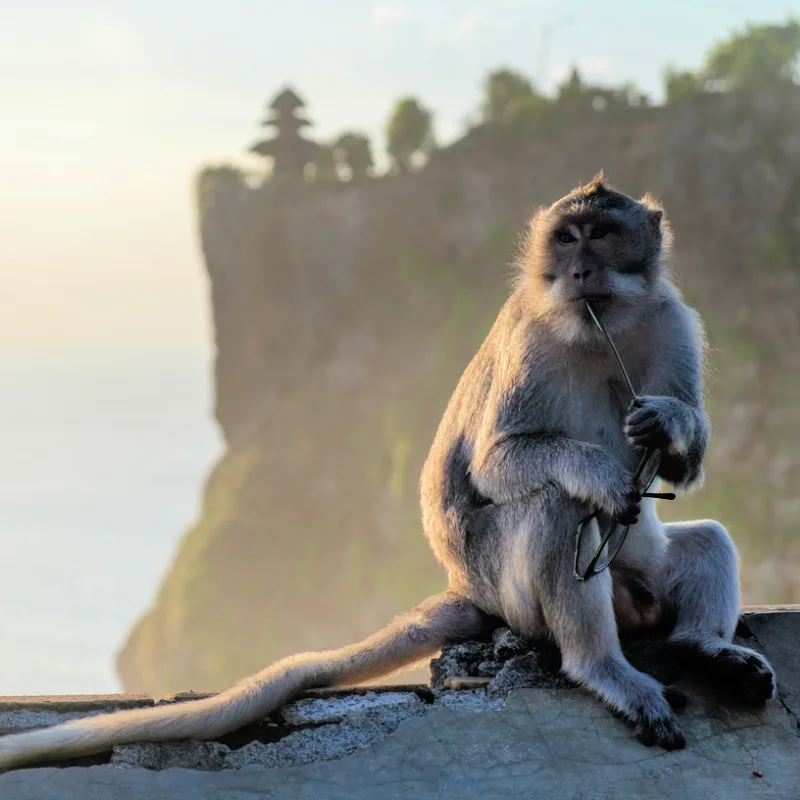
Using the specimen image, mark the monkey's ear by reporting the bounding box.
[648,209,663,232]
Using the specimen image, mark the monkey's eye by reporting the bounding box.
[542,273,556,284]
[556,231,576,245]
[589,224,610,240]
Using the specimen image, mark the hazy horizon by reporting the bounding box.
[2,0,797,359]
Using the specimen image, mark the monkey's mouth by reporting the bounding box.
[573,292,613,304]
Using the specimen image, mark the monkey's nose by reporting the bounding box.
[573,268,591,282]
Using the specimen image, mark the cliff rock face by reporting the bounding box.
[117,88,800,698]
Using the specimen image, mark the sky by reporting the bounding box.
[1,0,796,359]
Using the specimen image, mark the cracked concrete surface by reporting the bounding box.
[0,607,797,799]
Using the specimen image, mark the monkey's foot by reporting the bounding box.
[705,645,776,706]
[621,686,686,750]
[633,699,685,750]
[668,638,776,706]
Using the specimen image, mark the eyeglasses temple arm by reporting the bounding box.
[585,300,638,402]
[642,491,676,501]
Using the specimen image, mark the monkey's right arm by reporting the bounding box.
[470,430,639,521]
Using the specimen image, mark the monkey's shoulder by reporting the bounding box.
[647,281,706,346]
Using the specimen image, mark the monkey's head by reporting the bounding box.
[519,172,672,341]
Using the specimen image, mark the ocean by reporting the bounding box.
[0,351,222,695]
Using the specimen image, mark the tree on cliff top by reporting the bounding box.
[481,68,547,124]
[662,18,800,104]
[703,19,800,90]
[386,97,434,173]
[663,66,704,104]
[556,66,584,100]
[311,143,339,182]
[334,132,374,180]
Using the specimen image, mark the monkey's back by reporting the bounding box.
[418,293,535,580]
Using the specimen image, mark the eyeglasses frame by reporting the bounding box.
[572,301,675,582]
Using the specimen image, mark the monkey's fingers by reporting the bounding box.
[626,415,668,442]
[626,424,669,451]
[617,504,640,525]
[625,414,657,431]
[618,489,641,519]
[627,433,660,450]
[626,400,657,418]
[624,418,662,438]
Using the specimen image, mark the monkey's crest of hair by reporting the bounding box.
[515,171,674,320]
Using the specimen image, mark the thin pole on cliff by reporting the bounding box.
[537,17,575,94]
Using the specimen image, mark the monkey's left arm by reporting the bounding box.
[624,303,710,490]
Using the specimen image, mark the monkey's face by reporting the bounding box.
[542,212,657,308]
[520,177,670,341]
[528,204,665,331]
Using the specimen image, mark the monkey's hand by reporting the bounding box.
[596,467,642,526]
[624,395,695,457]
[565,449,642,525]
[472,432,642,521]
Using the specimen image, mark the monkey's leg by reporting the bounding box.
[495,492,685,749]
[662,520,776,705]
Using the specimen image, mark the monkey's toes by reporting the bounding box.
[626,432,657,450]
[635,708,685,750]
[710,646,776,705]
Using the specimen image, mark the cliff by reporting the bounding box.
[116,86,800,698]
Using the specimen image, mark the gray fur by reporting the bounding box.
[0,174,775,768]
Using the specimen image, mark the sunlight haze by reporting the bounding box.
[1,0,795,356]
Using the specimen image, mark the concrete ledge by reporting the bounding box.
[0,685,437,731]
[0,607,798,799]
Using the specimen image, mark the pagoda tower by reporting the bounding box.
[249,87,321,178]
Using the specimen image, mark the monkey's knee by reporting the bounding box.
[665,519,740,643]
[693,520,736,561]
[666,519,737,575]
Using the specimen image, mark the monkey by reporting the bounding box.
[0,173,776,769]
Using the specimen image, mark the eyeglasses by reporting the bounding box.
[573,302,675,582]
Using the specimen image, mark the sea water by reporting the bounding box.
[0,351,222,694]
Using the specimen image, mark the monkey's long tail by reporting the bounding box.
[0,591,486,770]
